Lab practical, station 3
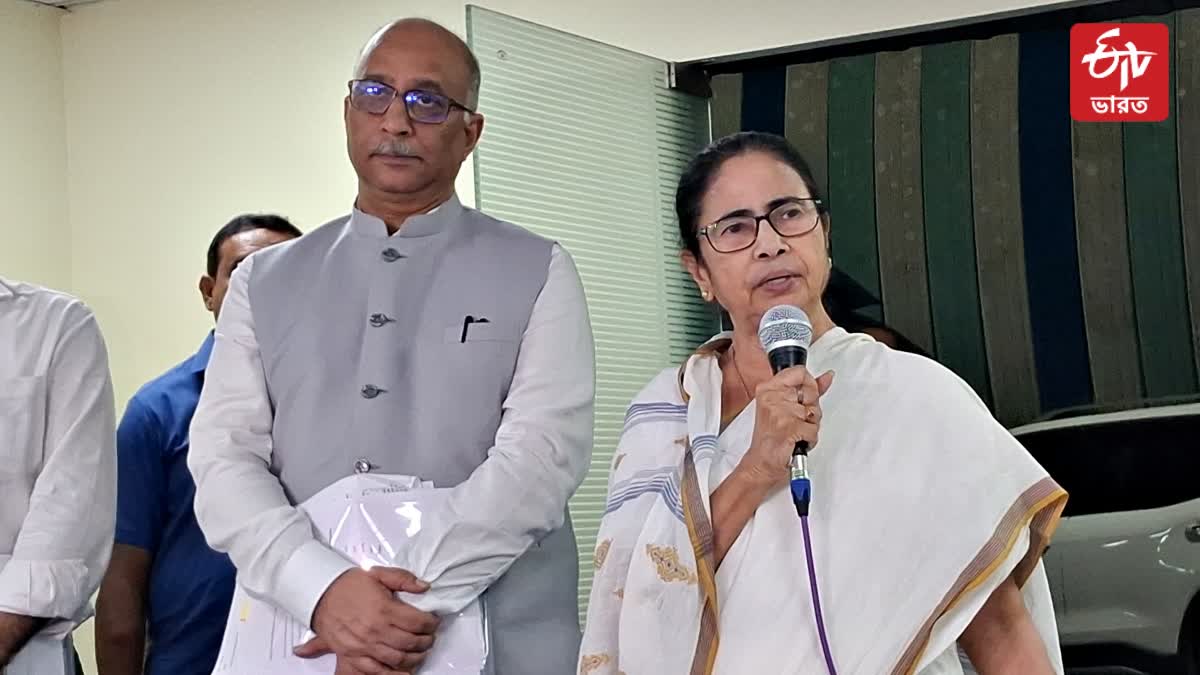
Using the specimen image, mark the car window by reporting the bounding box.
[1016,413,1199,517]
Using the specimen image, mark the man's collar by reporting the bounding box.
[0,278,14,300]
[348,193,464,239]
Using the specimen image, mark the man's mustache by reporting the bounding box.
[370,141,419,158]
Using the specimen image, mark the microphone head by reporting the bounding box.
[758,305,813,354]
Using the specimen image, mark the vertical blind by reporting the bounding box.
[466,5,716,617]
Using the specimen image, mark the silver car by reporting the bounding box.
[1011,400,1200,675]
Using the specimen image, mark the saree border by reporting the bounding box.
[891,476,1069,675]
[681,445,720,675]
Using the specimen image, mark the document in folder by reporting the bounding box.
[210,474,488,674]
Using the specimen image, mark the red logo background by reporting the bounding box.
[1070,23,1169,122]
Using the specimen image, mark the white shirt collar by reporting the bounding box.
[348,193,464,240]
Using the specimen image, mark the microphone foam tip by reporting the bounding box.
[758,304,813,352]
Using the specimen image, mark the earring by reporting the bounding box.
[702,290,712,301]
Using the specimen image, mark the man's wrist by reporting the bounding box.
[276,540,357,629]
[310,567,357,634]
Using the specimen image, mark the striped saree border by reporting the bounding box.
[891,477,1068,675]
[681,446,720,675]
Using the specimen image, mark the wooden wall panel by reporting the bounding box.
[922,41,991,402]
[827,55,880,317]
[707,12,1200,425]
[875,48,934,353]
[709,73,742,141]
[785,62,830,195]
[1018,29,1093,411]
[1177,9,1200,381]
[1123,15,1198,396]
[1072,120,1142,402]
[971,35,1041,425]
[741,66,788,134]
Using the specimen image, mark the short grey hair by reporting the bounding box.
[352,18,481,110]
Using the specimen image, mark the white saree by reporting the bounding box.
[579,328,1067,675]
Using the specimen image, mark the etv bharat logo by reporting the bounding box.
[1071,23,1169,122]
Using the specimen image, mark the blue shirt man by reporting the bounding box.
[94,215,301,675]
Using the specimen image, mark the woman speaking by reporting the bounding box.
[578,132,1066,675]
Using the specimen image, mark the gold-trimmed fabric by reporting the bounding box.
[594,539,612,571]
[646,544,699,584]
[891,477,1068,674]
[579,653,611,674]
[682,446,719,675]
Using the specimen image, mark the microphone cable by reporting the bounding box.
[791,451,838,675]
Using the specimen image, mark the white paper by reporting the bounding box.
[211,474,487,675]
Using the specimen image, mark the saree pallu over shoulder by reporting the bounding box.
[579,329,1067,675]
[577,357,721,675]
[892,476,1067,675]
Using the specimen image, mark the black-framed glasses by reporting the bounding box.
[347,79,475,124]
[700,198,825,253]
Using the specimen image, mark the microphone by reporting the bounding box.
[758,304,815,516]
[757,304,815,456]
[758,305,839,675]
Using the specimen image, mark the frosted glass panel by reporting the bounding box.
[467,5,716,618]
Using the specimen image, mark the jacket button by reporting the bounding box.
[381,248,403,262]
[361,384,385,399]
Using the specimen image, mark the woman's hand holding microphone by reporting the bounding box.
[737,366,835,493]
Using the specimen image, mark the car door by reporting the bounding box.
[1053,413,1200,657]
[1044,535,1070,629]
[1016,423,1087,642]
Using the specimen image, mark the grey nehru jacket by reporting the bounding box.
[193,194,594,675]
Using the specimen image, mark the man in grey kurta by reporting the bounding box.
[187,18,595,675]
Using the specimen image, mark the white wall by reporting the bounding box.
[0,0,68,291]
[49,0,1080,670]
[61,0,370,412]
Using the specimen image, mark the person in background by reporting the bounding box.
[188,17,594,675]
[0,277,116,675]
[822,265,931,356]
[94,215,301,675]
[836,311,931,356]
